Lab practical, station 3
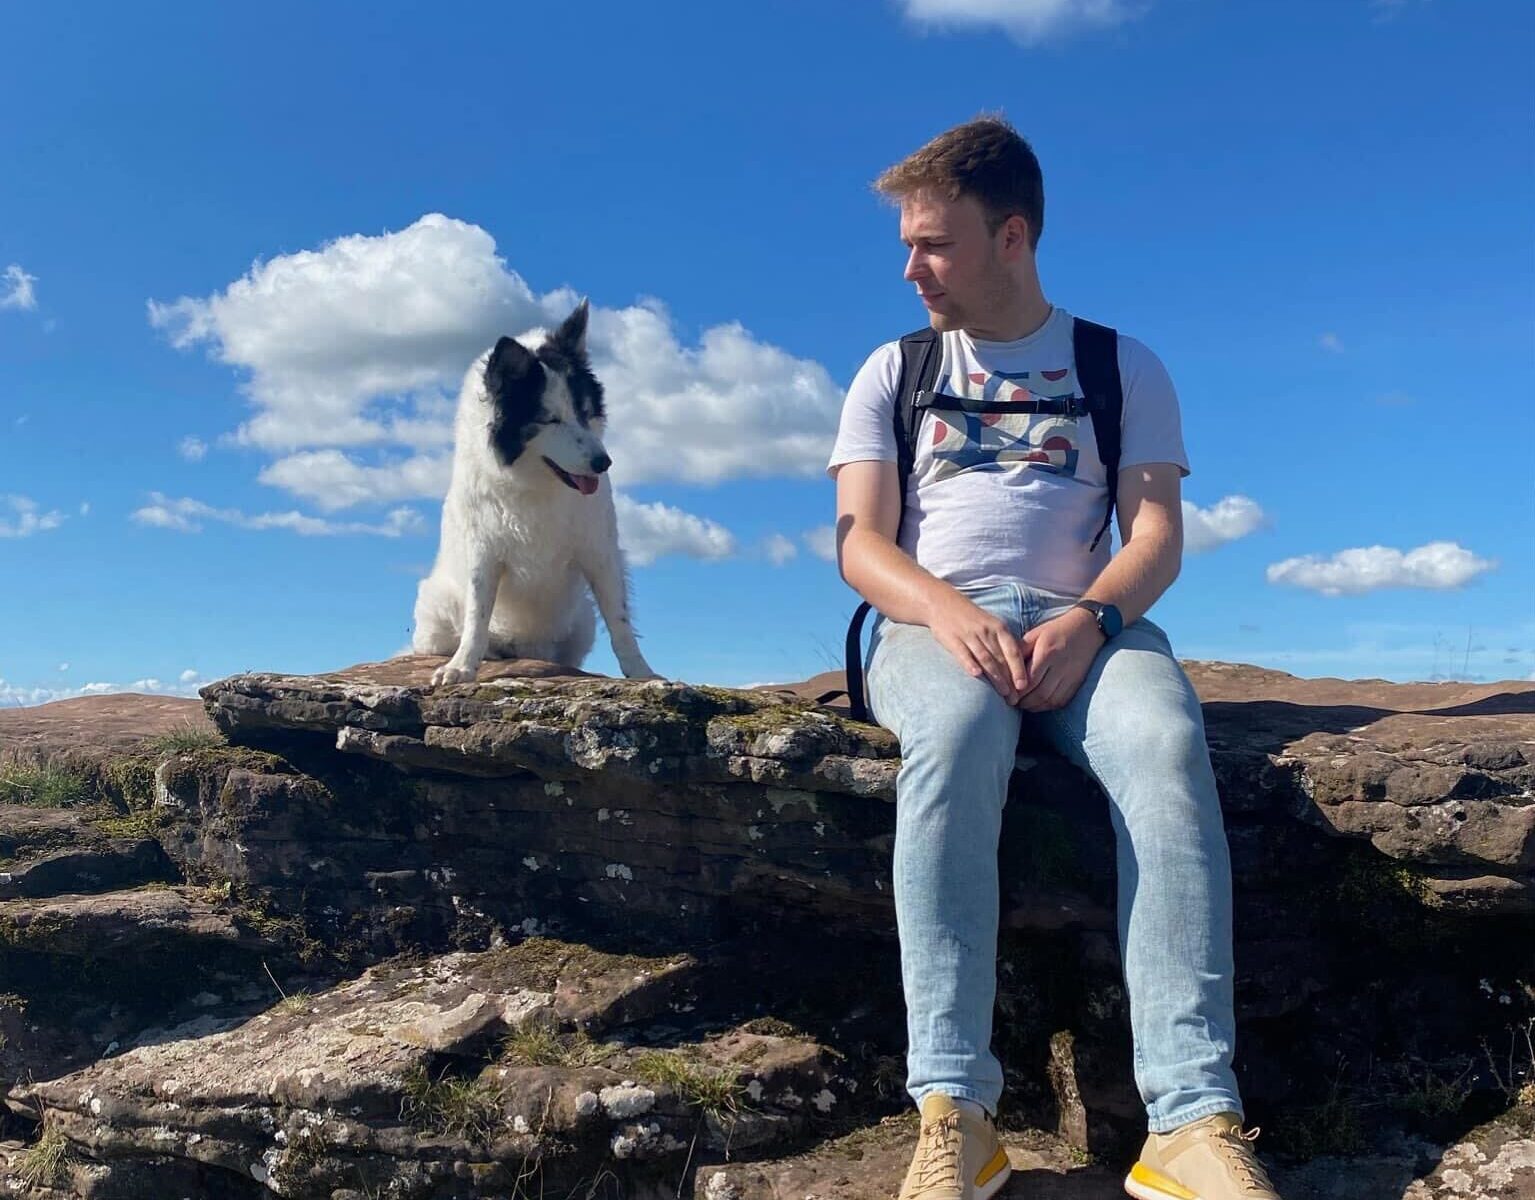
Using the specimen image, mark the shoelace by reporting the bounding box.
[1211,1122,1277,1191]
[916,1111,964,1188]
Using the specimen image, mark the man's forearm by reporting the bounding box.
[839,528,961,627]
[1079,527,1181,626]
[841,523,1181,630]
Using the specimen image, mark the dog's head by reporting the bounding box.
[484,300,610,495]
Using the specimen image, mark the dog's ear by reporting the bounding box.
[552,299,590,357]
[485,336,540,397]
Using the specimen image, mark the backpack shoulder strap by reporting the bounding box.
[894,326,942,484]
[1072,317,1124,553]
[841,328,942,724]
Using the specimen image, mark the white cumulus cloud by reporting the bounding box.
[0,495,65,538]
[256,449,451,512]
[148,214,843,501]
[1183,495,1267,553]
[1266,540,1497,596]
[615,495,735,567]
[1,264,37,311]
[898,0,1142,44]
[131,493,423,538]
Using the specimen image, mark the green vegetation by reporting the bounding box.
[400,1063,506,1143]
[630,1049,743,1122]
[18,1125,70,1187]
[500,1024,610,1068]
[1270,1068,1368,1159]
[141,720,225,755]
[0,762,90,807]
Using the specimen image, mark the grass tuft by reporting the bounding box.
[401,1064,506,1144]
[142,720,224,755]
[631,1049,743,1123]
[0,763,90,808]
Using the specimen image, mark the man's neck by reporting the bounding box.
[963,291,1053,342]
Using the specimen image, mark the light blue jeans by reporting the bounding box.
[865,582,1243,1134]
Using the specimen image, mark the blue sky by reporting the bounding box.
[2,0,1531,705]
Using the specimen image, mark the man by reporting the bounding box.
[827,117,1280,1200]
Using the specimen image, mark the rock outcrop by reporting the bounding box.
[0,656,1530,1198]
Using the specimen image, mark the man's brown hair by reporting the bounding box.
[874,115,1045,249]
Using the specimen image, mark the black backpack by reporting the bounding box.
[832,317,1124,723]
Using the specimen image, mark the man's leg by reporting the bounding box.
[1024,592,1243,1133]
[865,584,1023,1117]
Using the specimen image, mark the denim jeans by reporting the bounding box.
[865,582,1243,1133]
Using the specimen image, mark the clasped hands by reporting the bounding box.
[928,593,1105,713]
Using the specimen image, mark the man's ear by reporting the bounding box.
[1001,214,1032,257]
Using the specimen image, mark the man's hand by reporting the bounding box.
[1015,607,1106,712]
[928,591,1031,704]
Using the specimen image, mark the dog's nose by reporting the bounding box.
[591,452,612,474]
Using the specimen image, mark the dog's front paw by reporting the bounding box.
[431,660,481,687]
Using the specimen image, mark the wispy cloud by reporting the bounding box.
[131,493,424,537]
[897,0,1143,44]
[1318,331,1344,353]
[0,264,38,312]
[0,672,206,708]
[762,533,798,566]
[615,495,735,566]
[0,495,66,538]
[803,526,838,563]
[1371,0,1427,24]
[1183,495,1267,553]
[178,436,208,462]
[1266,540,1496,596]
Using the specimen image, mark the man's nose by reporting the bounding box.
[591,452,612,474]
[903,248,926,282]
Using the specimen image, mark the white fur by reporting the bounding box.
[411,325,657,686]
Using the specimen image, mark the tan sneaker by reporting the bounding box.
[897,1093,1012,1200]
[1125,1111,1280,1199]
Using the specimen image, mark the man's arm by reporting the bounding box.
[835,460,1030,701]
[1069,461,1185,631]
[1013,461,1184,711]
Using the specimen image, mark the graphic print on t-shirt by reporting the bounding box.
[927,360,1085,484]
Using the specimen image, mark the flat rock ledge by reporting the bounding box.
[0,656,1528,1198]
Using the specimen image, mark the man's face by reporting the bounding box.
[899,190,1019,333]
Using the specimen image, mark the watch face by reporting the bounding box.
[1101,604,1124,638]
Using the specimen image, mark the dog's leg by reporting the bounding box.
[581,540,659,681]
[432,558,501,686]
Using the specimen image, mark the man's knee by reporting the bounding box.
[1106,712,1210,774]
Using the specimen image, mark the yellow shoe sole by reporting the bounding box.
[1123,1161,1201,1200]
[975,1146,1012,1200]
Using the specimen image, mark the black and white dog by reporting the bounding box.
[411,301,658,685]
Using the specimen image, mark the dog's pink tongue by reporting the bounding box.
[575,475,600,496]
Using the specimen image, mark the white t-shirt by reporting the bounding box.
[826,307,1189,597]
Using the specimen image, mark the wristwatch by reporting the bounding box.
[1072,600,1123,640]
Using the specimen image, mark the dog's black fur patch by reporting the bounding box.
[485,336,545,469]
[537,302,605,426]
[484,303,604,469]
